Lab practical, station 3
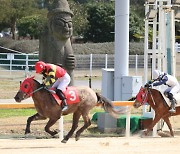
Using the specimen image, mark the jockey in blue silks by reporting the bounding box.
[149,70,180,113]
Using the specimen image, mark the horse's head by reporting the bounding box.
[133,86,148,108]
[14,76,35,102]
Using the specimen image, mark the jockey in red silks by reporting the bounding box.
[149,70,180,113]
[35,61,70,111]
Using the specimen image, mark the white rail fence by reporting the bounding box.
[0,53,145,76]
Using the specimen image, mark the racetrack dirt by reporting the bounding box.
[1,136,180,154]
[0,116,180,153]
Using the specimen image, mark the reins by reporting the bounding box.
[29,86,44,95]
[148,88,156,106]
[23,86,44,100]
[24,86,56,100]
[142,90,148,105]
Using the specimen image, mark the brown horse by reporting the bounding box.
[14,76,127,143]
[133,86,180,137]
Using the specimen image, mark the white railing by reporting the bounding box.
[0,53,144,72]
[0,53,38,76]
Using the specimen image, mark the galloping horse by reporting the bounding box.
[14,76,127,143]
[133,86,180,137]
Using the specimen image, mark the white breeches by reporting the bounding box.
[165,85,180,95]
[52,73,70,91]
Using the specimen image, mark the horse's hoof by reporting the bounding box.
[140,130,148,137]
[51,131,59,136]
[158,131,171,137]
[61,139,67,143]
[24,134,29,138]
[75,136,80,141]
[25,130,30,134]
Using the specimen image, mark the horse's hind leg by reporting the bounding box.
[45,118,59,136]
[61,111,81,143]
[75,112,91,141]
[163,116,174,136]
[25,113,46,134]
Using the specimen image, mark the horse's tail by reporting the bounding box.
[96,92,129,118]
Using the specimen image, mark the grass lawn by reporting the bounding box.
[0,107,105,119]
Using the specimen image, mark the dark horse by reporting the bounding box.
[14,76,127,143]
[133,86,180,137]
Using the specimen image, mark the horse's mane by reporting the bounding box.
[32,78,56,103]
[149,88,166,103]
[33,78,41,86]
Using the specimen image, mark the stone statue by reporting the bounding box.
[39,0,75,85]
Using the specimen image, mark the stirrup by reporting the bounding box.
[62,106,68,112]
[169,108,176,113]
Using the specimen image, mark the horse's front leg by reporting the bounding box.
[61,111,81,143]
[44,118,59,136]
[25,113,46,134]
[163,116,174,136]
[144,113,162,136]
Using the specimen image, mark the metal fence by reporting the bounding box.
[0,52,179,98]
[0,53,145,74]
[2,52,180,79]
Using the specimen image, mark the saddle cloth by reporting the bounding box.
[49,87,80,106]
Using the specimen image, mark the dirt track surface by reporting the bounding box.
[1,136,180,154]
[0,116,180,154]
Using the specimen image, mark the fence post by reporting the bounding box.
[59,116,64,140]
[25,54,29,77]
[9,53,13,75]
[135,54,138,75]
[89,54,92,88]
[105,54,108,69]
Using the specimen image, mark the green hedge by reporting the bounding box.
[0,38,144,55]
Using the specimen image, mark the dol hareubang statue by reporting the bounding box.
[39,0,75,85]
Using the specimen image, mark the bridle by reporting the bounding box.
[136,86,157,106]
[136,87,149,105]
[19,77,43,100]
[20,87,43,100]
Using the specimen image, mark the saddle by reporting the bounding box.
[157,88,180,107]
[48,87,80,106]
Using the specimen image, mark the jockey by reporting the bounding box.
[35,61,70,112]
[149,70,180,113]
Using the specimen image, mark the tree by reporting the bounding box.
[17,15,47,39]
[82,1,145,43]
[129,6,144,41]
[0,0,43,39]
[69,1,88,37]
[84,2,114,42]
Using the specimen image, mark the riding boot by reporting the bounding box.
[56,89,68,111]
[61,99,68,112]
[169,99,176,113]
[168,93,176,113]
